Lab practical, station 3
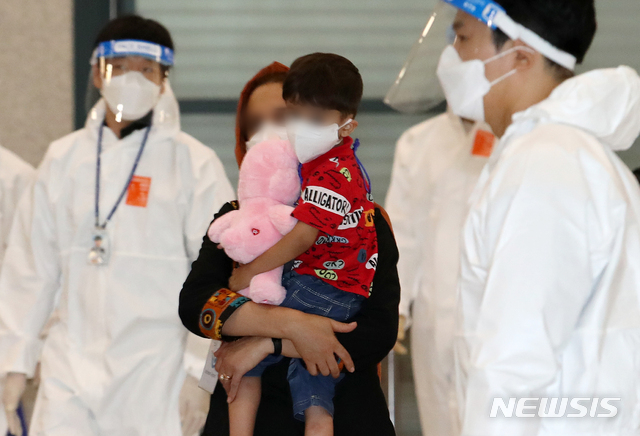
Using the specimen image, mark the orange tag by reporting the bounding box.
[472,130,495,157]
[364,209,375,227]
[126,176,151,208]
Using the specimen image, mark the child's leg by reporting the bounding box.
[305,406,334,436]
[228,376,261,436]
[280,273,365,435]
[288,359,342,435]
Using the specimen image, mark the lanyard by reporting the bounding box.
[94,124,151,229]
[352,139,372,194]
[297,138,372,194]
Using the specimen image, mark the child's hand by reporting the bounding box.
[229,265,254,292]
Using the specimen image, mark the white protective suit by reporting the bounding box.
[456,66,640,436]
[0,147,35,436]
[0,84,235,435]
[386,111,493,436]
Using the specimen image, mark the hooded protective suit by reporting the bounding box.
[456,66,640,436]
[0,83,234,435]
[386,111,493,436]
[0,147,35,436]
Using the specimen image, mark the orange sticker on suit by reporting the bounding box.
[472,130,495,158]
[126,176,151,208]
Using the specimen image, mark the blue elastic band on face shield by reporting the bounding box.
[93,39,174,66]
[441,0,505,29]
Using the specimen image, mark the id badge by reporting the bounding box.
[88,228,110,266]
[199,340,221,394]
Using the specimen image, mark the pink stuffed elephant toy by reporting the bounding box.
[207,139,300,305]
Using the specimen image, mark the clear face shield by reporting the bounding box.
[384,0,577,115]
[385,0,502,114]
[91,40,175,122]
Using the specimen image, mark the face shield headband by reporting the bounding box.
[442,0,576,70]
[385,0,577,114]
[90,39,175,67]
[89,39,175,122]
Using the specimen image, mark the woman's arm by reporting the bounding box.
[179,202,357,376]
[225,205,401,370]
[219,301,356,377]
[180,203,399,370]
[179,202,316,341]
[210,205,401,405]
[179,202,237,337]
[213,336,301,402]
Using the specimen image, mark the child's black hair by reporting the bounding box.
[283,53,363,117]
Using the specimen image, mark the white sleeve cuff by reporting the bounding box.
[0,334,43,378]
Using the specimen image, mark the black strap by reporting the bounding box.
[272,338,282,356]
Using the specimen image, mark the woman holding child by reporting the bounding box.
[179,58,400,436]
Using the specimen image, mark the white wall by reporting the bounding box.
[137,0,640,100]
[0,0,74,167]
[588,0,640,169]
[136,0,434,99]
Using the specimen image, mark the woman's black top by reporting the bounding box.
[179,202,400,436]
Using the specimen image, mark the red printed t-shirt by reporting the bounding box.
[291,137,378,298]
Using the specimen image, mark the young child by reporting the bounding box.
[228,53,378,436]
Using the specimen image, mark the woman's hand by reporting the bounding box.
[285,312,357,378]
[217,302,359,378]
[393,315,408,355]
[228,265,254,292]
[214,336,273,403]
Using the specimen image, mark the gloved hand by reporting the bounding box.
[3,372,27,436]
[179,374,210,436]
[393,315,408,355]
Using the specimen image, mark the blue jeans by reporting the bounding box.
[246,271,365,420]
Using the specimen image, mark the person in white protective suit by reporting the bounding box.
[0,148,35,436]
[385,9,497,434]
[386,111,495,436]
[0,16,234,436]
[408,0,640,434]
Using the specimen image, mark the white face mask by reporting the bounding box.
[436,45,533,122]
[286,118,352,164]
[246,122,289,150]
[101,71,162,121]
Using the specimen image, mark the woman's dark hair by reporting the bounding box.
[492,0,597,80]
[94,15,174,73]
[239,70,289,143]
[283,53,363,117]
